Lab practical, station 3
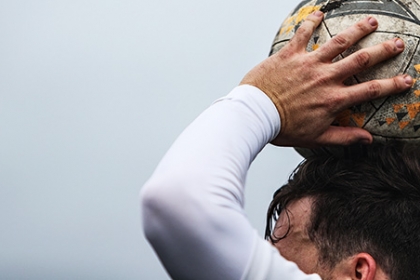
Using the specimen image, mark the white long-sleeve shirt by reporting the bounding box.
[140,85,321,280]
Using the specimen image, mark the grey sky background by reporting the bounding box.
[0,1,303,279]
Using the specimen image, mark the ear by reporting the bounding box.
[351,253,377,280]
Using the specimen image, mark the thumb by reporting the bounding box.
[316,126,373,146]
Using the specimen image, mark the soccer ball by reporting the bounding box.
[271,0,420,157]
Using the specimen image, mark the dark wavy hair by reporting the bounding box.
[265,142,420,280]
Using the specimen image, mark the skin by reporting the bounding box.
[142,9,408,280]
[272,197,319,274]
[272,198,389,280]
[239,11,410,279]
[240,11,413,148]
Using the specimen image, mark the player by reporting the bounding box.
[265,142,420,279]
[140,11,414,279]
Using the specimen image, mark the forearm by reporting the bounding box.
[140,85,280,279]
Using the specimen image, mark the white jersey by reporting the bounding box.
[140,85,321,280]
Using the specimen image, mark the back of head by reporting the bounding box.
[266,142,420,280]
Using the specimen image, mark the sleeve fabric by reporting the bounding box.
[140,85,321,280]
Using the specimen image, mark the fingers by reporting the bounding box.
[316,17,379,62]
[337,74,413,111]
[334,38,405,79]
[288,11,324,52]
[317,126,373,146]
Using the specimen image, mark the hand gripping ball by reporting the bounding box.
[271,0,420,157]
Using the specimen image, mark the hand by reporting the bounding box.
[240,11,413,148]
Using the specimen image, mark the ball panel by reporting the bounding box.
[270,0,420,156]
[270,0,322,53]
[322,0,420,25]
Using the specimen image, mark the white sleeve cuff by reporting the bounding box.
[214,85,281,142]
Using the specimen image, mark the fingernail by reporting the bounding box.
[313,10,323,17]
[395,38,404,49]
[404,75,413,85]
[368,17,378,26]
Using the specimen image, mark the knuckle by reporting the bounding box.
[392,76,404,90]
[322,97,342,115]
[295,23,311,37]
[319,89,343,111]
[383,41,398,54]
[314,72,333,87]
[329,93,345,110]
[355,51,370,69]
[355,21,371,34]
[366,81,382,99]
[331,34,350,51]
